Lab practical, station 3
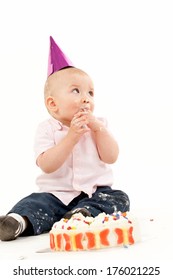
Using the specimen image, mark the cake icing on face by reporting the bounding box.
[50,212,140,251]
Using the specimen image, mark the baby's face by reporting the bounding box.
[47,68,95,126]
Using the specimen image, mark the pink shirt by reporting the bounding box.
[34,117,114,205]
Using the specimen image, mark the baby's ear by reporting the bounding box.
[45,96,58,112]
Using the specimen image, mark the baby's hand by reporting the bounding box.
[69,111,90,135]
[85,112,105,132]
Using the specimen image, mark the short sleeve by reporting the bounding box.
[34,120,55,161]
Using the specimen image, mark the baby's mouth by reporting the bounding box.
[80,105,90,112]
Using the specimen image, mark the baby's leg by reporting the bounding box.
[72,186,130,217]
[0,192,68,241]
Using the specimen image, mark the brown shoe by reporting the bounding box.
[0,215,19,241]
[64,208,92,219]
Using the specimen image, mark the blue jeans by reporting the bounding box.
[8,186,130,236]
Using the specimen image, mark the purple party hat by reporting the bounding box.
[47,36,74,77]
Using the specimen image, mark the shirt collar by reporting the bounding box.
[50,116,68,130]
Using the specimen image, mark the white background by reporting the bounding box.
[0,0,172,213]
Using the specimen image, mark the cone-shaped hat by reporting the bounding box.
[47,36,74,77]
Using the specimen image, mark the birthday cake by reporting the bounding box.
[50,212,140,251]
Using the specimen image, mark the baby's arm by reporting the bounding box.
[87,114,119,164]
[93,127,119,164]
[37,114,89,173]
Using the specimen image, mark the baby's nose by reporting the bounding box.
[81,98,89,103]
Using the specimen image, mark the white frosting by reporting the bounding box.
[51,212,132,232]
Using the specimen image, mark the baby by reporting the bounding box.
[0,37,130,241]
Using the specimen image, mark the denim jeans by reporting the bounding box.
[8,186,130,236]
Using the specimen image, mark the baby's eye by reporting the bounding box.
[72,88,80,94]
[88,91,94,97]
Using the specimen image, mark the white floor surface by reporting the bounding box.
[0,207,172,261]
